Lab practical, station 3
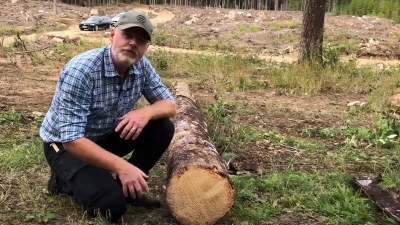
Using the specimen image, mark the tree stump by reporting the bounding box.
[166,82,235,225]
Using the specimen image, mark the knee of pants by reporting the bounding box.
[86,189,127,223]
[155,118,175,142]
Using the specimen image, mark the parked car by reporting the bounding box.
[79,16,113,31]
[111,12,125,26]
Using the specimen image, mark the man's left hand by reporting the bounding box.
[115,110,149,140]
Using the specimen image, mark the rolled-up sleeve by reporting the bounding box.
[58,67,92,142]
[141,58,174,104]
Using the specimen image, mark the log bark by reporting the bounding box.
[166,82,235,225]
[354,174,400,223]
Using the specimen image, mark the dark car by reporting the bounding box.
[79,16,113,31]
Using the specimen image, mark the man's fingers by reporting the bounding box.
[134,182,143,198]
[127,178,148,199]
[115,118,128,133]
[131,127,142,140]
[124,126,138,140]
[123,126,142,140]
[122,185,128,197]
[140,170,149,179]
[129,184,137,199]
[141,181,149,193]
[117,124,131,138]
[138,175,149,193]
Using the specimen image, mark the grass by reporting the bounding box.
[237,24,262,32]
[229,172,379,224]
[2,25,400,225]
[148,48,400,106]
[273,21,302,29]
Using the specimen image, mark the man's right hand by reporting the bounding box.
[63,138,150,198]
[118,164,149,199]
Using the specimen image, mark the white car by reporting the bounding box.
[111,12,125,26]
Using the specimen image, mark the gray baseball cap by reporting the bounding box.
[115,10,153,41]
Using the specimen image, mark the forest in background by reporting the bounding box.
[55,0,400,23]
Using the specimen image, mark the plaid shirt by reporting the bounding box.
[40,45,174,143]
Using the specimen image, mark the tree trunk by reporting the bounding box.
[53,0,57,14]
[298,0,327,63]
[166,82,235,225]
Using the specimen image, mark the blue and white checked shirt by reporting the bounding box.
[40,45,174,143]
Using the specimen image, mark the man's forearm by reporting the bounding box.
[63,137,129,174]
[140,99,176,120]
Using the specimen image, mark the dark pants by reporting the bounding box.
[43,118,174,223]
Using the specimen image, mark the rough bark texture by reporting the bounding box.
[354,175,400,223]
[166,82,235,225]
[299,0,327,63]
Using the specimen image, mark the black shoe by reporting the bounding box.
[47,170,59,195]
[127,195,161,209]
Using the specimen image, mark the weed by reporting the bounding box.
[0,138,44,169]
[24,212,55,223]
[12,38,24,50]
[266,130,326,152]
[249,25,261,32]
[230,171,381,224]
[205,99,265,153]
[274,21,302,29]
[373,114,400,148]
[0,107,21,124]
[301,127,335,138]
[232,33,240,39]
[230,175,281,221]
[152,24,174,46]
[280,33,297,43]
[148,49,169,71]
[237,24,261,33]
[238,24,248,32]
[323,42,360,68]
[0,25,14,36]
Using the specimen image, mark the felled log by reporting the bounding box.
[166,82,235,225]
[354,174,400,223]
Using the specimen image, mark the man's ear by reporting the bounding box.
[110,28,116,41]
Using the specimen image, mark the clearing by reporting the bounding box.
[1,1,400,224]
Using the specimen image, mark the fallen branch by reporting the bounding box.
[354,174,400,223]
[16,32,28,52]
[10,46,50,54]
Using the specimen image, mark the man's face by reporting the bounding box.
[110,27,150,66]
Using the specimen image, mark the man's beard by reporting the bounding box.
[114,49,138,66]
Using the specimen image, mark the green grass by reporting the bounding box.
[0,25,18,36]
[237,24,262,32]
[0,138,44,169]
[3,31,400,224]
[273,21,302,29]
[147,49,400,111]
[227,171,399,225]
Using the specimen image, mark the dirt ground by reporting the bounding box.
[1,0,399,113]
[1,0,400,224]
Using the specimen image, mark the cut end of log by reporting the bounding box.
[166,166,235,225]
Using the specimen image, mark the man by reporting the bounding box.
[40,10,176,222]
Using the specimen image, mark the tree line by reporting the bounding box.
[58,0,400,23]
[50,0,398,63]
[334,0,400,23]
